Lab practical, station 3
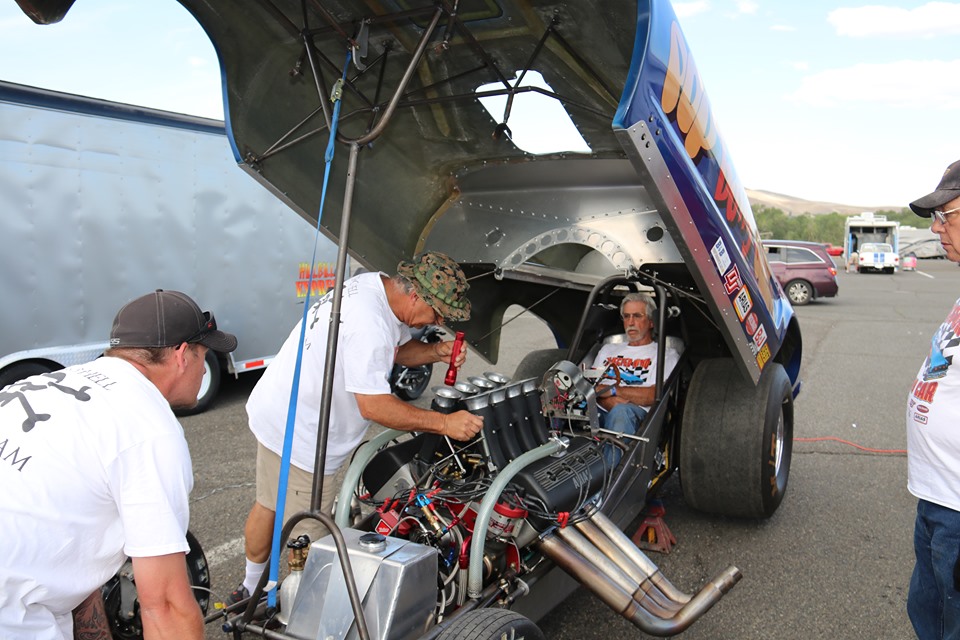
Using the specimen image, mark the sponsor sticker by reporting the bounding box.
[756,343,771,369]
[753,323,768,349]
[375,520,392,536]
[914,413,928,425]
[734,286,753,321]
[917,405,930,414]
[711,237,732,274]
[723,265,743,295]
[744,312,759,335]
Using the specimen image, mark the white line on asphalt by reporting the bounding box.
[206,536,245,568]
[916,270,935,279]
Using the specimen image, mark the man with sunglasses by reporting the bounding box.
[905,159,960,640]
[233,251,482,605]
[0,290,237,639]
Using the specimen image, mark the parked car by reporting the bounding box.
[763,240,839,305]
[902,252,918,271]
[824,243,844,257]
[857,242,899,274]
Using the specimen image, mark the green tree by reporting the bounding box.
[752,206,913,246]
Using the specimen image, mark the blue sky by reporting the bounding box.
[0,1,957,208]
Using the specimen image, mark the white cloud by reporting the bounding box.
[737,1,759,15]
[673,2,710,18]
[771,24,796,32]
[788,59,960,108]
[829,2,960,37]
[791,61,809,71]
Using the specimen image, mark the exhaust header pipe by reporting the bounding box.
[536,510,741,636]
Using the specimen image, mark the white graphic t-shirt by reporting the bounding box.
[247,272,410,475]
[591,340,680,411]
[908,297,960,512]
[0,357,192,639]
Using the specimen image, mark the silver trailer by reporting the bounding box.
[0,81,341,412]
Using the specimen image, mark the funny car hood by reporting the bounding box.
[15,0,795,383]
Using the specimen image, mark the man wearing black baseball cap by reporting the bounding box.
[905,160,960,640]
[909,159,960,262]
[0,290,235,639]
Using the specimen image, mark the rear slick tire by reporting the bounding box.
[679,359,793,519]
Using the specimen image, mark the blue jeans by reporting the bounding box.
[908,499,960,639]
[599,403,647,468]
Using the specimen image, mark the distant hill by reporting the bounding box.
[746,189,906,216]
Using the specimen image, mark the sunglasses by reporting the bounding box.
[932,206,960,225]
[184,311,217,344]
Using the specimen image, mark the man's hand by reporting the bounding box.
[434,339,467,368]
[440,410,484,441]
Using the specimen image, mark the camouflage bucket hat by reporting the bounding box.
[397,251,471,322]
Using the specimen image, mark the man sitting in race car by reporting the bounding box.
[592,292,680,465]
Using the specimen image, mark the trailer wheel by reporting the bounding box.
[679,359,793,519]
[0,361,58,389]
[513,348,568,381]
[176,350,221,416]
[101,530,210,640]
[436,609,544,640]
[785,279,812,306]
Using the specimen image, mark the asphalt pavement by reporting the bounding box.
[182,259,958,639]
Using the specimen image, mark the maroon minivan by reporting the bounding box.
[762,240,839,306]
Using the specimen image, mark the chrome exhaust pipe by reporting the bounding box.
[576,512,692,607]
[537,510,742,637]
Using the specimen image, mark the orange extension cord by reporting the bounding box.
[794,436,906,456]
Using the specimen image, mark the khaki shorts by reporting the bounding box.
[255,442,340,542]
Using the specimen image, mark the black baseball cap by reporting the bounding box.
[910,159,960,217]
[109,290,237,353]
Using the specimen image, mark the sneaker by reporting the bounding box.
[228,583,250,605]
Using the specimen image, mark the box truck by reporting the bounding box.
[844,212,900,273]
[0,81,341,412]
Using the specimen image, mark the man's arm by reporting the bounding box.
[355,393,482,441]
[73,590,111,640]
[394,337,466,368]
[598,384,656,411]
[131,553,203,640]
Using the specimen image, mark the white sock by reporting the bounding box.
[243,559,268,594]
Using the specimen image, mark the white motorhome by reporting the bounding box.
[0,81,341,412]
[843,212,900,273]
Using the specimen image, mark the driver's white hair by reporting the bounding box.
[620,292,657,322]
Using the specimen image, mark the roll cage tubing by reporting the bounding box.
[233,1,624,636]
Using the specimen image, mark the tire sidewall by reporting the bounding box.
[758,363,793,515]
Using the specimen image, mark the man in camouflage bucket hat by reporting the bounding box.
[232,251,481,605]
[397,251,471,322]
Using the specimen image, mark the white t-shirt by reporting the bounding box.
[0,357,193,640]
[908,298,960,512]
[247,272,410,475]
[591,340,680,411]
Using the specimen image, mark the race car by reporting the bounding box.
[14,0,803,637]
